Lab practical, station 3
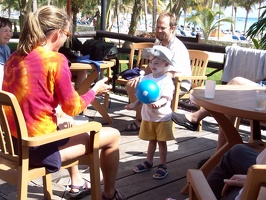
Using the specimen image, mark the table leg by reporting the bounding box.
[91,99,113,124]
[76,70,97,95]
[180,110,243,194]
[250,120,261,141]
[76,70,113,124]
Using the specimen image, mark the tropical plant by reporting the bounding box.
[128,0,142,35]
[246,6,266,49]
[238,0,258,33]
[0,0,19,17]
[186,7,234,42]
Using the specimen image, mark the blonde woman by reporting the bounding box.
[3,6,122,200]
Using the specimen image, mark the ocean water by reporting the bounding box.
[220,17,258,32]
[178,16,259,33]
[111,14,259,35]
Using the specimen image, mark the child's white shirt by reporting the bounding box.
[141,73,174,122]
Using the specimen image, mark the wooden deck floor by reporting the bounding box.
[0,93,264,200]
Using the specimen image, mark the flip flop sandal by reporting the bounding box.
[125,122,140,131]
[102,189,123,200]
[133,160,153,173]
[69,180,91,199]
[153,164,168,180]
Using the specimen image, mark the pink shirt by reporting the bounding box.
[3,46,95,137]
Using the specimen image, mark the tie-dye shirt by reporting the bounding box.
[3,46,95,137]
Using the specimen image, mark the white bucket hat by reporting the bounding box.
[141,45,176,66]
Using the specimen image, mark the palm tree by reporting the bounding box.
[239,0,259,33]
[0,0,19,17]
[219,0,242,33]
[186,7,234,42]
[246,6,266,49]
[182,0,199,27]
[128,0,142,35]
[152,0,158,32]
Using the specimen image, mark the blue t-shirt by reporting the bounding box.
[0,44,11,65]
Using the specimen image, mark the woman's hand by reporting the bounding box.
[91,77,112,95]
[222,174,246,196]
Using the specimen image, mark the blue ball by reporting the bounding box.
[136,80,160,104]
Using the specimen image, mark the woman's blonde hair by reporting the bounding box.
[18,6,71,55]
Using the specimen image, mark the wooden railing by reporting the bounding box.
[12,30,226,77]
[74,30,226,77]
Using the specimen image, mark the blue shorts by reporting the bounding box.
[12,136,69,173]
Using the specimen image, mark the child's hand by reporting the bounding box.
[150,101,161,108]
[150,97,167,108]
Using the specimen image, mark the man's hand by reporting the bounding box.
[222,174,246,196]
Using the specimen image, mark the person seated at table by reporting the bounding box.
[207,144,265,199]
[172,76,266,167]
[0,17,13,89]
[165,143,266,200]
[125,12,191,131]
[172,76,266,131]
[3,6,122,199]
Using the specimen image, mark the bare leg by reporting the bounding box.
[68,166,85,192]
[125,67,152,128]
[214,76,257,150]
[153,141,168,179]
[126,77,142,124]
[99,128,120,197]
[59,126,120,198]
[216,115,236,151]
[227,76,258,86]
[146,140,157,164]
[182,77,257,124]
[185,108,210,123]
[158,141,167,165]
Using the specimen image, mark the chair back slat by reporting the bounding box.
[0,104,16,156]
[188,50,209,88]
[128,42,154,70]
[0,91,28,163]
[171,50,209,132]
[0,90,102,199]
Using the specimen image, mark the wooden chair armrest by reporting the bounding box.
[22,121,102,147]
[119,60,129,64]
[241,164,266,200]
[175,75,207,82]
[187,169,217,200]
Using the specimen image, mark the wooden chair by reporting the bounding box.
[187,164,266,200]
[112,42,154,94]
[171,50,209,131]
[0,90,102,200]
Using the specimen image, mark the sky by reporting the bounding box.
[223,3,264,18]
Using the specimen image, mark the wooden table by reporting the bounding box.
[70,61,115,124]
[181,85,266,193]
